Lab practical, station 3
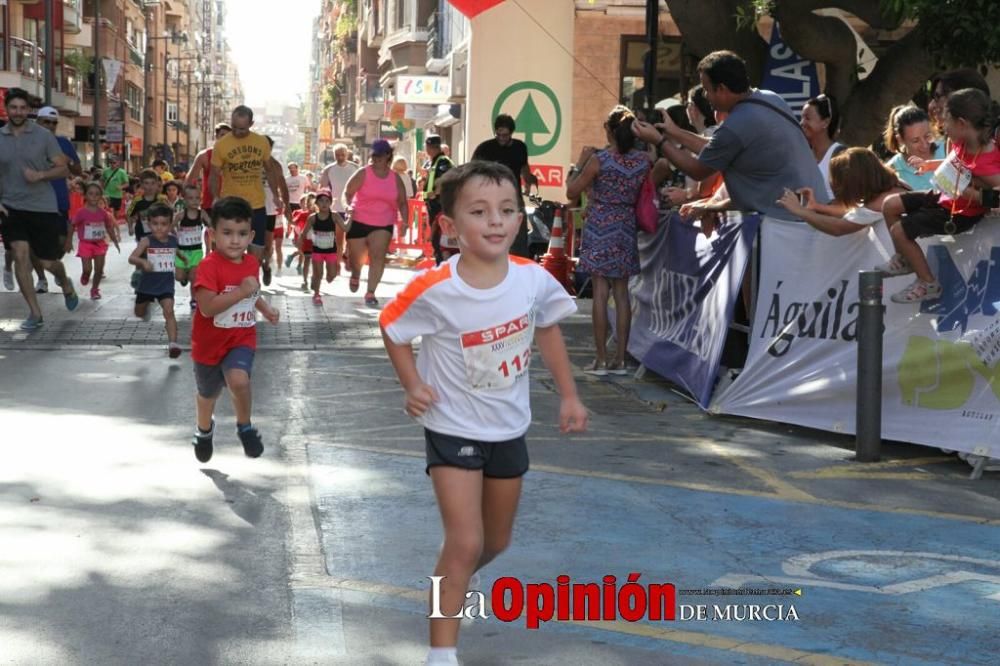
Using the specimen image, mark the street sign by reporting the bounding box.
[105,122,124,143]
[396,76,451,105]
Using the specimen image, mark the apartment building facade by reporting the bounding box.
[0,0,240,172]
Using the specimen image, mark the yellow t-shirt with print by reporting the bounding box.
[211,132,272,209]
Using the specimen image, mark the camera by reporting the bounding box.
[982,188,1000,209]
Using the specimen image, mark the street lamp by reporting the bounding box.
[170,56,201,165]
[142,0,187,165]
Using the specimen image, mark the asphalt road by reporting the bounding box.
[1,236,998,665]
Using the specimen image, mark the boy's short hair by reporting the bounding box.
[139,168,159,183]
[183,183,201,196]
[163,180,181,193]
[147,203,174,221]
[438,161,519,218]
[152,159,168,169]
[210,196,253,229]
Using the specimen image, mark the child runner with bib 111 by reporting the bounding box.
[878,88,1000,303]
[190,196,280,463]
[297,188,348,305]
[67,181,120,300]
[379,161,589,666]
[129,203,181,358]
[174,183,211,310]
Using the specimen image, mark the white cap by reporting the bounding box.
[36,106,59,120]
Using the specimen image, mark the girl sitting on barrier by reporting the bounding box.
[877,88,1000,303]
[777,147,906,236]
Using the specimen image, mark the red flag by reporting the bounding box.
[23,2,64,30]
[447,0,505,19]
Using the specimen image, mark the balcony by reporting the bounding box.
[0,37,45,95]
[0,38,87,115]
[378,25,429,70]
[63,0,84,34]
[355,73,383,122]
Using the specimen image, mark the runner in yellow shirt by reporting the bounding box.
[209,105,285,284]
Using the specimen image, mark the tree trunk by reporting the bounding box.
[664,0,768,83]
[839,27,936,146]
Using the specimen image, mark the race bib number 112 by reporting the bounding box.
[460,314,533,390]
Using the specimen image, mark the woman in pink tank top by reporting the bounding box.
[343,139,408,306]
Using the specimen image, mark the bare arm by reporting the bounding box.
[185,152,205,186]
[534,324,588,433]
[521,163,538,191]
[776,188,867,236]
[209,164,222,201]
[395,173,408,222]
[255,295,280,323]
[381,330,439,417]
[343,167,366,206]
[266,158,289,207]
[565,149,599,201]
[650,157,672,186]
[128,238,152,270]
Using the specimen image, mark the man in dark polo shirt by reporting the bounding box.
[0,88,77,330]
[472,114,539,257]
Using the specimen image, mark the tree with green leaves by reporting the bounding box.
[665,0,1000,145]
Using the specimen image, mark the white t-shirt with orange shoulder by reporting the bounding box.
[379,254,577,441]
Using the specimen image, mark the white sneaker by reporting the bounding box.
[425,648,459,666]
[2,268,12,290]
[35,278,48,293]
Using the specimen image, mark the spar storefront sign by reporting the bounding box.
[711,217,1000,460]
[465,0,573,199]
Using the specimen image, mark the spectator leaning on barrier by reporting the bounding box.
[801,95,846,201]
[883,105,947,191]
[632,50,829,221]
[777,147,907,236]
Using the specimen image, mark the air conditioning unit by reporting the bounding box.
[448,48,467,100]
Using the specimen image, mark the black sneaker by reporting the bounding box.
[262,265,272,287]
[192,422,214,462]
[237,425,264,458]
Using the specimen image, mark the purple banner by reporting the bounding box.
[627,212,761,407]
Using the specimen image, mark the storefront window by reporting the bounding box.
[619,36,685,113]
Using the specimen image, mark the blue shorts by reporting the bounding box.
[251,207,267,248]
[193,346,254,399]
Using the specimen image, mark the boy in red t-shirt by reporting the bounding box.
[191,196,280,462]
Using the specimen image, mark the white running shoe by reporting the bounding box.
[2,268,12,290]
[35,277,48,293]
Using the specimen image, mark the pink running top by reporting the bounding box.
[349,166,398,227]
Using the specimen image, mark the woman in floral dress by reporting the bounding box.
[567,105,665,375]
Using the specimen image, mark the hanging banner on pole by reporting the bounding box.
[627,211,760,408]
[760,23,820,119]
[102,58,123,94]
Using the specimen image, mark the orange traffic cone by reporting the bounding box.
[541,208,573,293]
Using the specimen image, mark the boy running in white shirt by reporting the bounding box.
[380,161,588,666]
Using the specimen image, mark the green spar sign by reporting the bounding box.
[491,81,562,157]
